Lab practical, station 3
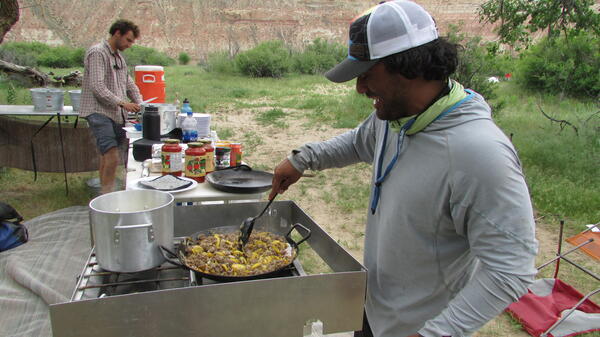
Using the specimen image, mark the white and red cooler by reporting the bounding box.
[135,65,166,103]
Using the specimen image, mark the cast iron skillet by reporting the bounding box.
[206,165,273,194]
[160,223,311,282]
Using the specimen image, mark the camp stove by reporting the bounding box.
[50,201,366,337]
[69,245,306,301]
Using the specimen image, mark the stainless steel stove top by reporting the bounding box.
[50,201,366,337]
[72,243,307,301]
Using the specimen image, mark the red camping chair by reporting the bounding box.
[506,221,600,337]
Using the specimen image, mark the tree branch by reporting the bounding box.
[538,102,579,135]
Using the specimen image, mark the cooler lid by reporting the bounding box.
[135,65,164,71]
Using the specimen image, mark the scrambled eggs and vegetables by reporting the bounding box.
[182,231,294,277]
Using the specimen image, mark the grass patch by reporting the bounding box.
[240,131,265,156]
[334,179,370,213]
[0,168,95,220]
[215,126,234,140]
[492,82,599,225]
[255,108,288,128]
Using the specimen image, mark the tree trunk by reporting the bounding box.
[0,59,83,87]
[0,0,19,44]
[0,59,49,86]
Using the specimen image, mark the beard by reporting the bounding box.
[370,93,411,121]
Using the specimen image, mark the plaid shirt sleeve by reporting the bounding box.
[126,74,143,104]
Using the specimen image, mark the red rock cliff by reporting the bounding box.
[5,0,495,59]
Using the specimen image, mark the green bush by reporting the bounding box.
[178,52,190,65]
[203,51,237,73]
[0,42,84,68]
[123,45,175,67]
[0,41,51,67]
[446,24,507,113]
[235,40,291,78]
[38,46,85,68]
[292,38,346,75]
[517,32,600,97]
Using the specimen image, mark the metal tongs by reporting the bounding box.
[238,193,277,250]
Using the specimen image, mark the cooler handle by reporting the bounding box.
[142,74,156,83]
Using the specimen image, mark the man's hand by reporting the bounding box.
[269,158,302,200]
[121,102,140,112]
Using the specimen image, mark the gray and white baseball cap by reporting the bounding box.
[325,0,439,83]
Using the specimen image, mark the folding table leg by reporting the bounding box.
[57,112,69,195]
[30,115,55,181]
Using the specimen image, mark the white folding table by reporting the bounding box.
[125,137,265,204]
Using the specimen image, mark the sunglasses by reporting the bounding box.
[113,54,123,70]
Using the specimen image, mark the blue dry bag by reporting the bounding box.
[0,202,28,252]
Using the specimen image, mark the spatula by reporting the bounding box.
[239,193,277,249]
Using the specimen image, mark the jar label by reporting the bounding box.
[162,151,183,173]
[185,155,206,177]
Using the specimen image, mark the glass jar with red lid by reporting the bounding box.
[161,139,183,176]
[184,142,206,183]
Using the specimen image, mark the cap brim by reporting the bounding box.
[325,58,378,83]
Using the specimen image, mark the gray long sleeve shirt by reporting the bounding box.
[289,90,538,337]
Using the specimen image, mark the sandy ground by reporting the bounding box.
[210,101,596,337]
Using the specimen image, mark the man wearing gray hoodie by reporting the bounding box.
[269,1,538,337]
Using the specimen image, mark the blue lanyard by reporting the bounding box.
[369,90,475,214]
[370,120,412,214]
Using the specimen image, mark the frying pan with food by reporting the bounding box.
[160,223,311,282]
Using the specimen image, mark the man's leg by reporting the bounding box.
[86,113,124,194]
[99,146,120,194]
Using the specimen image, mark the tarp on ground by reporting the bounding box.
[0,206,90,337]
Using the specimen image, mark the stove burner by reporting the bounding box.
[100,269,160,296]
[73,247,305,300]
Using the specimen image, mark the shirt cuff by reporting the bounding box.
[287,149,308,174]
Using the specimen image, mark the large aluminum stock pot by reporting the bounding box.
[89,190,174,272]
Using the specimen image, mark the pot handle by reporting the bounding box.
[114,223,152,230]
[285,223,311,246]
[113,223,154,244]
[159,245,184,267]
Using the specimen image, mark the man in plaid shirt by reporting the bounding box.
[79,19,142,194]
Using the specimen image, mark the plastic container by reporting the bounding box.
[161,139,183,176]
[135,65,166,103]
[181,99,198,142]
[68,89,81,112]
[182,117,198,143]
[184,142,206,183]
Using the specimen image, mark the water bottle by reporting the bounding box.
[142,105,160,141]
[181,98,192,115]
[181,99,198,143]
